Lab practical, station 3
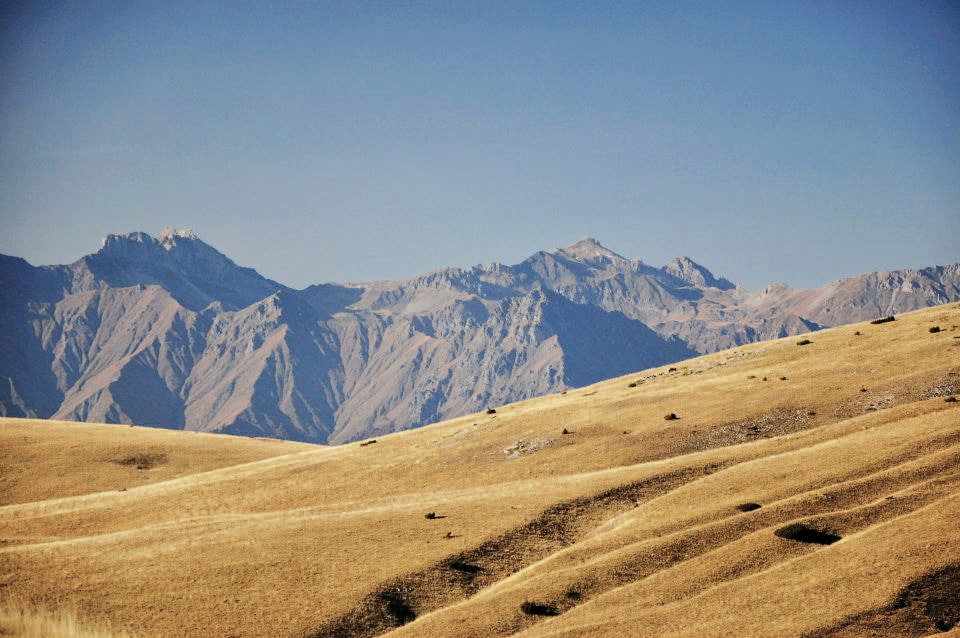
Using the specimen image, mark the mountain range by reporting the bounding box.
[1,228,957,443]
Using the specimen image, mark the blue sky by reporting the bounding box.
[1,1,958,289]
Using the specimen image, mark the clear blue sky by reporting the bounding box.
[1,1,958,289]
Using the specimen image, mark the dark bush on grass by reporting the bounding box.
[736,502,762,512]
[870,316,896,324]
[521,601,560,616]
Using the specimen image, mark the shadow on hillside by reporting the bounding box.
[808,564,960,636]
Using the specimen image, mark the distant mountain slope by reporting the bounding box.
[1,230,956,442]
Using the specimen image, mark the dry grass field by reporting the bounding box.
[1,303,958,637]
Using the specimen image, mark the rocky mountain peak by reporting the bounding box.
[553,237,627,264]
[662,256,735,290]
[85,229,283,311]
[98,231,154,253]
[158,227,200,248]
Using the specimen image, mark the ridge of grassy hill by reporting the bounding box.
[0,420,312,506]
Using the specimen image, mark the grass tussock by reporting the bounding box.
[0,602,133,638]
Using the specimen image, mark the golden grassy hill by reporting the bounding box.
[0,420,312,506]
[1,303,958,637]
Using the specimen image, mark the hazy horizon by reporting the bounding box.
[2,1,958,289]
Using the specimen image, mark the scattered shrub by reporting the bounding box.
[565,590,583,600]
[860,387,868,392]
[775,522,841,545]
[946,396,958,403]
[736,502,762,512]
[748,375,757,379]
[663,413,678,421]
[668,367,677,372]
[627,382,637,388]
[486,408,497,415]
[796,339,812,346]
[359,439,377,446]
[870,316,896,325]
[930,326,941,333]
[762,377,768,381]
[425,512,438,519]
[561,428,571,435]
[854,330,862,335]
[115,453,166,470]
[521,601,560,616]
[779,376,787,381]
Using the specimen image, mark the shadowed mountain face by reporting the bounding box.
[1,231,957,443]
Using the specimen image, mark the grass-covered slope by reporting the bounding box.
[1,304,958,637]
[0,419,312,506]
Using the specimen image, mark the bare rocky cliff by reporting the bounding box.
[1,231,957,443]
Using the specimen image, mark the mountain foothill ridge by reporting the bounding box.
[1,228,957,443]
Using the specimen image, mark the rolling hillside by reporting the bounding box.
[1,303,958,637]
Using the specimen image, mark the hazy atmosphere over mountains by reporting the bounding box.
[1,229,958,444]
